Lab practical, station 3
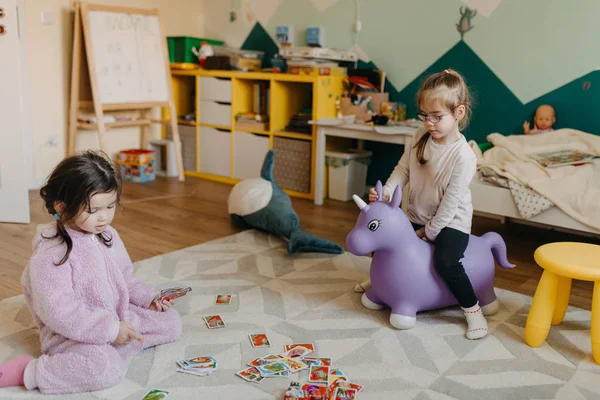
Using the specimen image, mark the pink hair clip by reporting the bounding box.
[444,69,450,74]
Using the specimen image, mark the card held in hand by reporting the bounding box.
[156,286,192,302]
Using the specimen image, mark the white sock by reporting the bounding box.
[23,359,38,390]
[462,302,488,340]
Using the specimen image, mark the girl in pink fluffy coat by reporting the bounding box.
[0,151,181,395]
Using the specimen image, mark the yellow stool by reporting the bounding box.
[525,242,600,363]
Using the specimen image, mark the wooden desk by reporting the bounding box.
[312,121,418,206]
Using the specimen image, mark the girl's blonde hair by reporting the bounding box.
[414,69,473,164]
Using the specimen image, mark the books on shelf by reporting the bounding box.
[527,149,599,168]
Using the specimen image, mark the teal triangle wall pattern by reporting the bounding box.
[241,22,279,69]
[240,24,599,185]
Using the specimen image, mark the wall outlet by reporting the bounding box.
[43,136,58,147]
[41,11,54,25]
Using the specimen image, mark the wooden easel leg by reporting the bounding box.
[168,105,185,182]
[140,109,151,149]
[67,3,83,156]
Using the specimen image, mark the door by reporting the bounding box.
[0,0,30,223]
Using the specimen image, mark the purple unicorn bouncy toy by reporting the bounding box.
[346,181,515,330]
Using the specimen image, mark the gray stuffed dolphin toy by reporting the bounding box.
[228,150,344,254]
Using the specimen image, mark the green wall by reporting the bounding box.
[206,0,600,184]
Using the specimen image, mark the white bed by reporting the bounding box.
[470,173,600,236]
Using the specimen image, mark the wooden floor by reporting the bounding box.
[1,176,598,310]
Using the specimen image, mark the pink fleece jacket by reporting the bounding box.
[20,223,181,394]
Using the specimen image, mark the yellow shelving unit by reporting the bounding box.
[164,69,345,200]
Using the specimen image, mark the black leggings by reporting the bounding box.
[412,222,478,308]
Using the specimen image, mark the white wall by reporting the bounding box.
[23,0,205,187]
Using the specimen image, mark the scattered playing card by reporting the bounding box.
[249,333,271,347]
[176,367,215,377]
[177,356,216,368]
[302,357,322,368]
[281,357,309,373]
[283,346,312,358]
[215,294,232,304]
[328,368,347,385]
[303,357,331,367]
[156,286,191,302]
[284,382,327,400]
[308,365,329,383]
[203,315,226,329]
[330,380,364,394]
[256,361,290,376]
[284,343,316,352]
[140,389,169,400]
[333,387,357,400]
[236,366,265,383]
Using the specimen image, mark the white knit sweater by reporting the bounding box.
[384,129,477,241]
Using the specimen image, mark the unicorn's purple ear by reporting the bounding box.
[375,181,383,201]
[390,184,402,209]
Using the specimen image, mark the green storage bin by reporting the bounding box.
[167,36,224,64]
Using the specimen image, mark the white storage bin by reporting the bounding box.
[165,124,197,172]
[199,127,231,177]
[199,100,231,127]
[148,139,178,177]
[326,149,372,202]
[234,131,270,180]
[198,77,232,103]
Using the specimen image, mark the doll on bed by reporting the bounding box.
[523,104,555,135]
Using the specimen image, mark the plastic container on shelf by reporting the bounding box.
[212,46,265,71]
[325,149,372,202]
[167,36,224,64]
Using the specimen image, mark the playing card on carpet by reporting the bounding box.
[249,333,271,347]
[283,345,312,358]
[215,294,232,304]
[281,357,309,373]
[140,389,169,400]
[332,387,357,400]
[177,356,217,369]
[283,382,327,400]
[156,286,191,302]
[308,365,329,383]
[284,343,316,352]
[329,380,364,395]
[328,368,347,385]
[256,361,290,376]
[303,357,331,367]
[236,366,264,383]
[176,367,215,376]
[203,315,226,329]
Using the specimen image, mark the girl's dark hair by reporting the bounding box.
[40,150,122,265]
[414,69,473,164]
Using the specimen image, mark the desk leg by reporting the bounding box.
[314,127,326,206]
[525,270,558,347]
[592,281,600,364]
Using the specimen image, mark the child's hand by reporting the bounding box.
[415,228,429,242]
[523,121,530,133]
[149,298,175,312]
[368,187,391,202]
[113,321,143,346]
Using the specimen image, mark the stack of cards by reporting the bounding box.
[175,356,217,377]
[283,379,363,400]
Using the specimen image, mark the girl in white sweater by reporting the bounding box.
[361,69,487,339]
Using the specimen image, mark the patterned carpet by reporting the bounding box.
[1,230,600,399]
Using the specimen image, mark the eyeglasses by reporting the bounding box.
[416,112,450,124]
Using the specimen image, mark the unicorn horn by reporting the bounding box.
[352,195,370,211]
